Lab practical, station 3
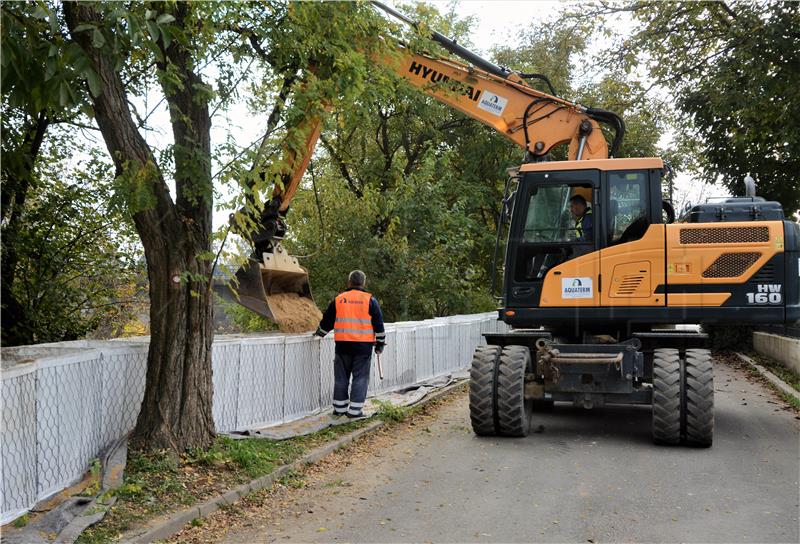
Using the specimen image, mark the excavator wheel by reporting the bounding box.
[652,348,681,445]
[496,346,532,437]
[683,349,714,447]
[469,345,501,436]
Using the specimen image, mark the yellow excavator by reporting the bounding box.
[235,2,799,446]
[234,1,623,322]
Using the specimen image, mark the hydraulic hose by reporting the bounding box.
[586,107,626,157]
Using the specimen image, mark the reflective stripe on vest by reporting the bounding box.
[334,290,375,342]
[576,207,592,238]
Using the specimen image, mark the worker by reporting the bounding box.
[569,194,593,242]
[315,270,385,418]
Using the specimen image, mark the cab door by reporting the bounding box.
[599,171,666,307]
[513,171,602,309]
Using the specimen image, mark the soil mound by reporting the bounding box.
[267,292,322,333]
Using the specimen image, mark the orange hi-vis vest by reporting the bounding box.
[334,290,375,343]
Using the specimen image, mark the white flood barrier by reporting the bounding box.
[0,312,508,523]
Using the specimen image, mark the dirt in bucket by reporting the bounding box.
[267,292,323,333]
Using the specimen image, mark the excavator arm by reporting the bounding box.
[233,3,626,326]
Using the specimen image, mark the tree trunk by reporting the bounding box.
[1,111,49,346]
[134,237,215,451]
[65,2,215,451]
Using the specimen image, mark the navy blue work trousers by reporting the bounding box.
[332,352,372,416]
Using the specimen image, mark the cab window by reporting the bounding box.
[522,184,593,243]
[608,172,648,245]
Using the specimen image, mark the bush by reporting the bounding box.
[702,323,753,351]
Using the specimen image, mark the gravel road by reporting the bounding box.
[174,357,799,543]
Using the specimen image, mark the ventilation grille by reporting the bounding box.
[680,226,769,244]
[752,263,777,282]
[702,252,761,278]
[615,275,644,295]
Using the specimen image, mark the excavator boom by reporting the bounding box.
[233,4,625,329]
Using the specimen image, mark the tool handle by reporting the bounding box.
[376,352,384,380]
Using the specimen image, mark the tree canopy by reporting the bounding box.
[584,1,800,214]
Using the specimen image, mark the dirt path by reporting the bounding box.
[171,358,800,543]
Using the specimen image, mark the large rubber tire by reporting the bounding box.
[652,348,681,445]
[469,345,501,436]
[496,346,532,437]
[683,349,714,447]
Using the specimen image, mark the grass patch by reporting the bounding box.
[277,470,307,489]
[745,351,800,392]
[186,436,305,479]
[778,390,800,410]
[12,514,29,528]
[373,399,410,422]
[76,419,370,543]
[77,386,465,543]
[323,478,348,488]
[719,352,800,413]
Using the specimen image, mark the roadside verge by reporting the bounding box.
[118,380,467,543]
[735,352,800,406]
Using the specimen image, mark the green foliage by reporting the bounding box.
[283,9,673,321]
[746,352,800,393]
[1,130,142,346]
[215,293,279,333]
[373,399,408,422]
[1,2,94,116]
[492,18,672,160]
[12,514,29,528]
[702,323,753,351]
[593,1,800,215]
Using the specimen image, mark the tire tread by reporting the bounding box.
[652,348,681,445]
[469,345,500,436]
[684,348,714,447]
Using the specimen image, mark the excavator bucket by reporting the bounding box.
[233,244,318,330]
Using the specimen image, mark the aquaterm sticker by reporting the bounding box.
[562,277,593,299]
[477,91,508,116]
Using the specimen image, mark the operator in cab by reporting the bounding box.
[569,194,593,242]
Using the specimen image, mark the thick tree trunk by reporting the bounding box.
[65,2,215,451]
[134,238,215,451]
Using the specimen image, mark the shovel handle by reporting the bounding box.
[376,352,384,380]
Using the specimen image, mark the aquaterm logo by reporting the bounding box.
[477,91,508,116]
[562,277,593,298]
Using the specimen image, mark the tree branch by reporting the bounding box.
[319,133,363,197]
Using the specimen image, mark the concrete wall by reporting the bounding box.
[753,332,800,375]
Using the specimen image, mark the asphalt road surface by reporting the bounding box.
[190,358,799,543]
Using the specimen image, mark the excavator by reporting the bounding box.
[233,2,800,446]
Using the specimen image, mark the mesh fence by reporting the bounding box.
[1,312,500,523]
